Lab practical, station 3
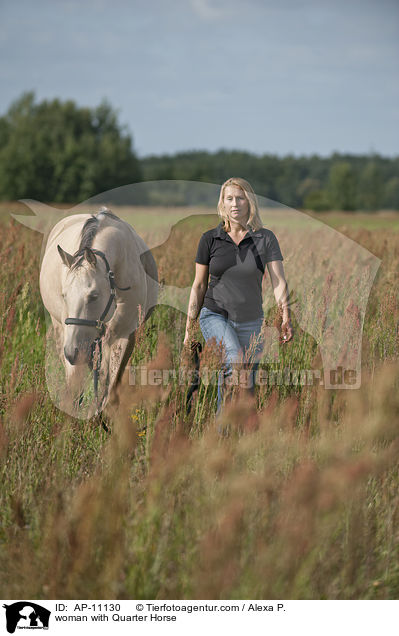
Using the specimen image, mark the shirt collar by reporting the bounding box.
[216,223,262,239]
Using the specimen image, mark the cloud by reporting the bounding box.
[189,0,230,21]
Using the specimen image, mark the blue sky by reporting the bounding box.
[1,0,398,157]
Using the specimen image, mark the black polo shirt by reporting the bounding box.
[195,223,283,322]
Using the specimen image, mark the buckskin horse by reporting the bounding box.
[39,208,158,419]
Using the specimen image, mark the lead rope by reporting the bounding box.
[91,336,109,431]
[92,337,101,403]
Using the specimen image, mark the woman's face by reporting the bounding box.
[223,185,249,226]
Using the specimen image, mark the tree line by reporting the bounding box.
[141,151,399,211]
[1,93,398,211]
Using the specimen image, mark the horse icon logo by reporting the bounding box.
[3,602,51,633]
[12,180,380,416]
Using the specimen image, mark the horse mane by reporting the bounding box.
[71,208,121,269]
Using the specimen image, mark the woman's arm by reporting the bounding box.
[266,260,294,343]
[183,263,209,346]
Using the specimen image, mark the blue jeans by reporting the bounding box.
[199,306,264,413]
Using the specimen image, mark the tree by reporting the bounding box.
[328,162,357,211]
[382,177,399,209]
[357,161,382,211]
[140,150,399,211]
[0,92,141,202]
[303,189,331,212]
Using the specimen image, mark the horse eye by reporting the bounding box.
[88,293,99,303]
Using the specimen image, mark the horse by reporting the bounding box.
[39,208,158,419]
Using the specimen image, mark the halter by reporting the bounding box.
[65,249,130,333]
[64,248,131,422]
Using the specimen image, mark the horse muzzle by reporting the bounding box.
[64,342,92,365]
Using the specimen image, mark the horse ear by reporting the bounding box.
[57,245,74,268]
[84,247,97,267]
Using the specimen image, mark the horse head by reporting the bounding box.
[58,245,114,365]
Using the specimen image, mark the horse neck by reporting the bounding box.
[90,226,121,272]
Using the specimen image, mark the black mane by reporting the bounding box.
[78,215,100,252]
[71,209,121,268]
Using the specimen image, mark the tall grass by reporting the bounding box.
[0,211,398,599]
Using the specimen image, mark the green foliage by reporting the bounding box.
[383,176,399,209]
[142,151,399,212]
[357,161,383,211]
[0,93,398,211]
[328,162,357,211]
[303,189,331,212]
[0,92,141,202]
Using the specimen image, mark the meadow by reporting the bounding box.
[0,203,398,599]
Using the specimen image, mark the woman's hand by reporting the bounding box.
[266,261,293,345]
[184,331,202,352]
[280,320,294,343]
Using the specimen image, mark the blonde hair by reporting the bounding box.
[217,177,263,232]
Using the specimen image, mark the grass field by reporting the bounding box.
[0,203,399,599]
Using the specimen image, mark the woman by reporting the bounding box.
[184,177,293,412]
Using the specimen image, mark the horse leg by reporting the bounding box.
[45,317,86,414]
[63,361,89,414]
[77,391,84,408]
[100,331,136,411]
[92,410,110,433]
[114,331,136,387]
[50,316,64,357]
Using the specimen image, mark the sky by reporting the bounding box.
[1,0,398,158]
